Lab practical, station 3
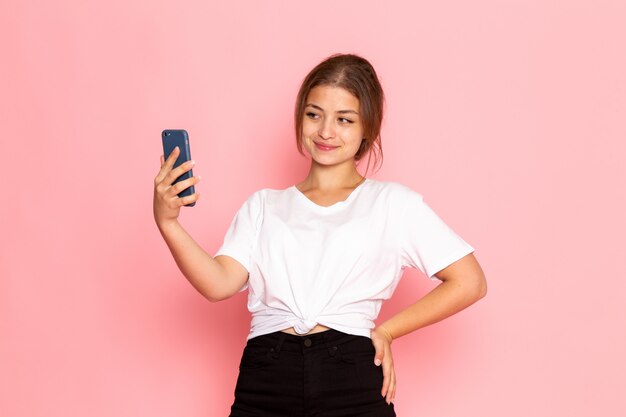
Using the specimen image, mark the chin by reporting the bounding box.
[312,156,355,167]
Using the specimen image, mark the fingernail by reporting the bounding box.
[374,359,381,366]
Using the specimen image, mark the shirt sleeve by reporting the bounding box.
[399,190,474,280]
[214,191,263,275]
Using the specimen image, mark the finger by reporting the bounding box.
[164,146,180,168]
[385,365,396,404]
[378,339,395,401]
[381,357,391,398]
[164,159,195,187]
[169,175,201,197]
[373,339,384,367]
[178,192,200,207]
[155,148,180,184]
[155,155,166,184]
[388,372,396,404]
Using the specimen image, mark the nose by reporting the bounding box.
[318,119,335,140]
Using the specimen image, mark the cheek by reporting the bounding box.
[301,119,316,137]
[299,122,314,151]
[346,129,364,147]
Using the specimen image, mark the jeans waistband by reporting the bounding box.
[249,329,368,355]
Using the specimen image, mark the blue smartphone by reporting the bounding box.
[161,129,195,207]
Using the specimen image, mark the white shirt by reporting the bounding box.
[215,179,474,340]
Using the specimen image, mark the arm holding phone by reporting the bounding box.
[153,146,248,302]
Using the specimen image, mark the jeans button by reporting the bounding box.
[303,338,312,347]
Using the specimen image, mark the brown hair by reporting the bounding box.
[295,53,384,171]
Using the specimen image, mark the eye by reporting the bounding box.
[338,117,354,124]
[306,112,320,119]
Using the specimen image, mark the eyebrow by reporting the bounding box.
[306,103,359,115]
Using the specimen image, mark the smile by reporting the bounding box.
[314,142,338,151]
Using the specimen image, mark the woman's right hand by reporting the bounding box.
[153,146,201,227]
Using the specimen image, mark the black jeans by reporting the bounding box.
[229,329,396,417]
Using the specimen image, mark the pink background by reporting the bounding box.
[2,1,625,416]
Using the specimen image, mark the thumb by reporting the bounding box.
[372,336,384,366]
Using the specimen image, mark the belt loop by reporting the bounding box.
[271,332,287,359]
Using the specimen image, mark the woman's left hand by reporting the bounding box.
[371,326,396,404]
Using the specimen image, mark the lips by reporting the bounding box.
[314,142,338,151]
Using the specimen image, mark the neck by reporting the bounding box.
[300,160,364,192]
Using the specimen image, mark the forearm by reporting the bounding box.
[156,220,239,302]
[378,277,486,341]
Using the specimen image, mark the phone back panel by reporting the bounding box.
[161,129,195,206]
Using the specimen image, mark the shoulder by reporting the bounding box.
[251,186,294,200]
[363,179,424,204]
[240,186,295,208]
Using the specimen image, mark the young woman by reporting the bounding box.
[153,54,487,417]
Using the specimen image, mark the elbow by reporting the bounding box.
[459,271,487,303]
[205,295,222,303]
[202,285,240,303]
[475,273,488,300]
[194,284,230,303]
[204,291,230,303]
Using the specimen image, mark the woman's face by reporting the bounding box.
[301,85,364,168]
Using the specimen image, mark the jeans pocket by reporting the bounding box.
[336,340,383,391]
[238,341,274,370]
